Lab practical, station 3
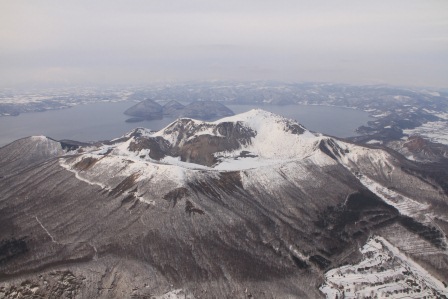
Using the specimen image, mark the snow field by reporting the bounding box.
[320,236,448,298]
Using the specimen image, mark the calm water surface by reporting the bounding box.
[0,101,371,147]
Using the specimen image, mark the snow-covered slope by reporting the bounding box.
[0,135,66,176]
[59,110,346,206]
[209,109,318,160]
[3,109,447,298]
[320,236,448,298]
[68,109,333,172]
[57,110,448,275]
[60,109,447,215]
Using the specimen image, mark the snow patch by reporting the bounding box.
[213,156,285,171]
[160,156,211,170]
[211,109,321,161]
[404,121,448,145]
[30,135,48,141]
[357,175,429,218]
[371,112,390,118]
[320,236,448,298]
[153,289,194,299]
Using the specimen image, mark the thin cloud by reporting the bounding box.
[0,0,447,87]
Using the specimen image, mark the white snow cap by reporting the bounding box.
[81,109,331,172]
[211,109,320,160]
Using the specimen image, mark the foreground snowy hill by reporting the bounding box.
[0,110,447,298]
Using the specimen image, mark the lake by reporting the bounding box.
[0,101,372,147]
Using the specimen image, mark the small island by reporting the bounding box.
[178,101,234,120]
[124,99,163,122]
[162,100,185,117]
[124,99,234,122]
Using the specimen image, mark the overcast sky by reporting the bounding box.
[1,0,447,88]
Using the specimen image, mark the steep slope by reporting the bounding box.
[0,136,66,177]
[1,110,447,298]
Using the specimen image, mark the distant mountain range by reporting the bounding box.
[0,110,447,298]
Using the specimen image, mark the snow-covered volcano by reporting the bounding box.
[1,109,448,298]
[60,109,447,221]
[73,109,336,171]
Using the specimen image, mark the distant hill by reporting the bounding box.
[162,100,185,116]
[179,101,234,120]
[124,99,163,119]
[124,100,234,121]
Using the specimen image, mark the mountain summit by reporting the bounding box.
[1,110,447,298]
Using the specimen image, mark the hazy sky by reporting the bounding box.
[1,0,447,87]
